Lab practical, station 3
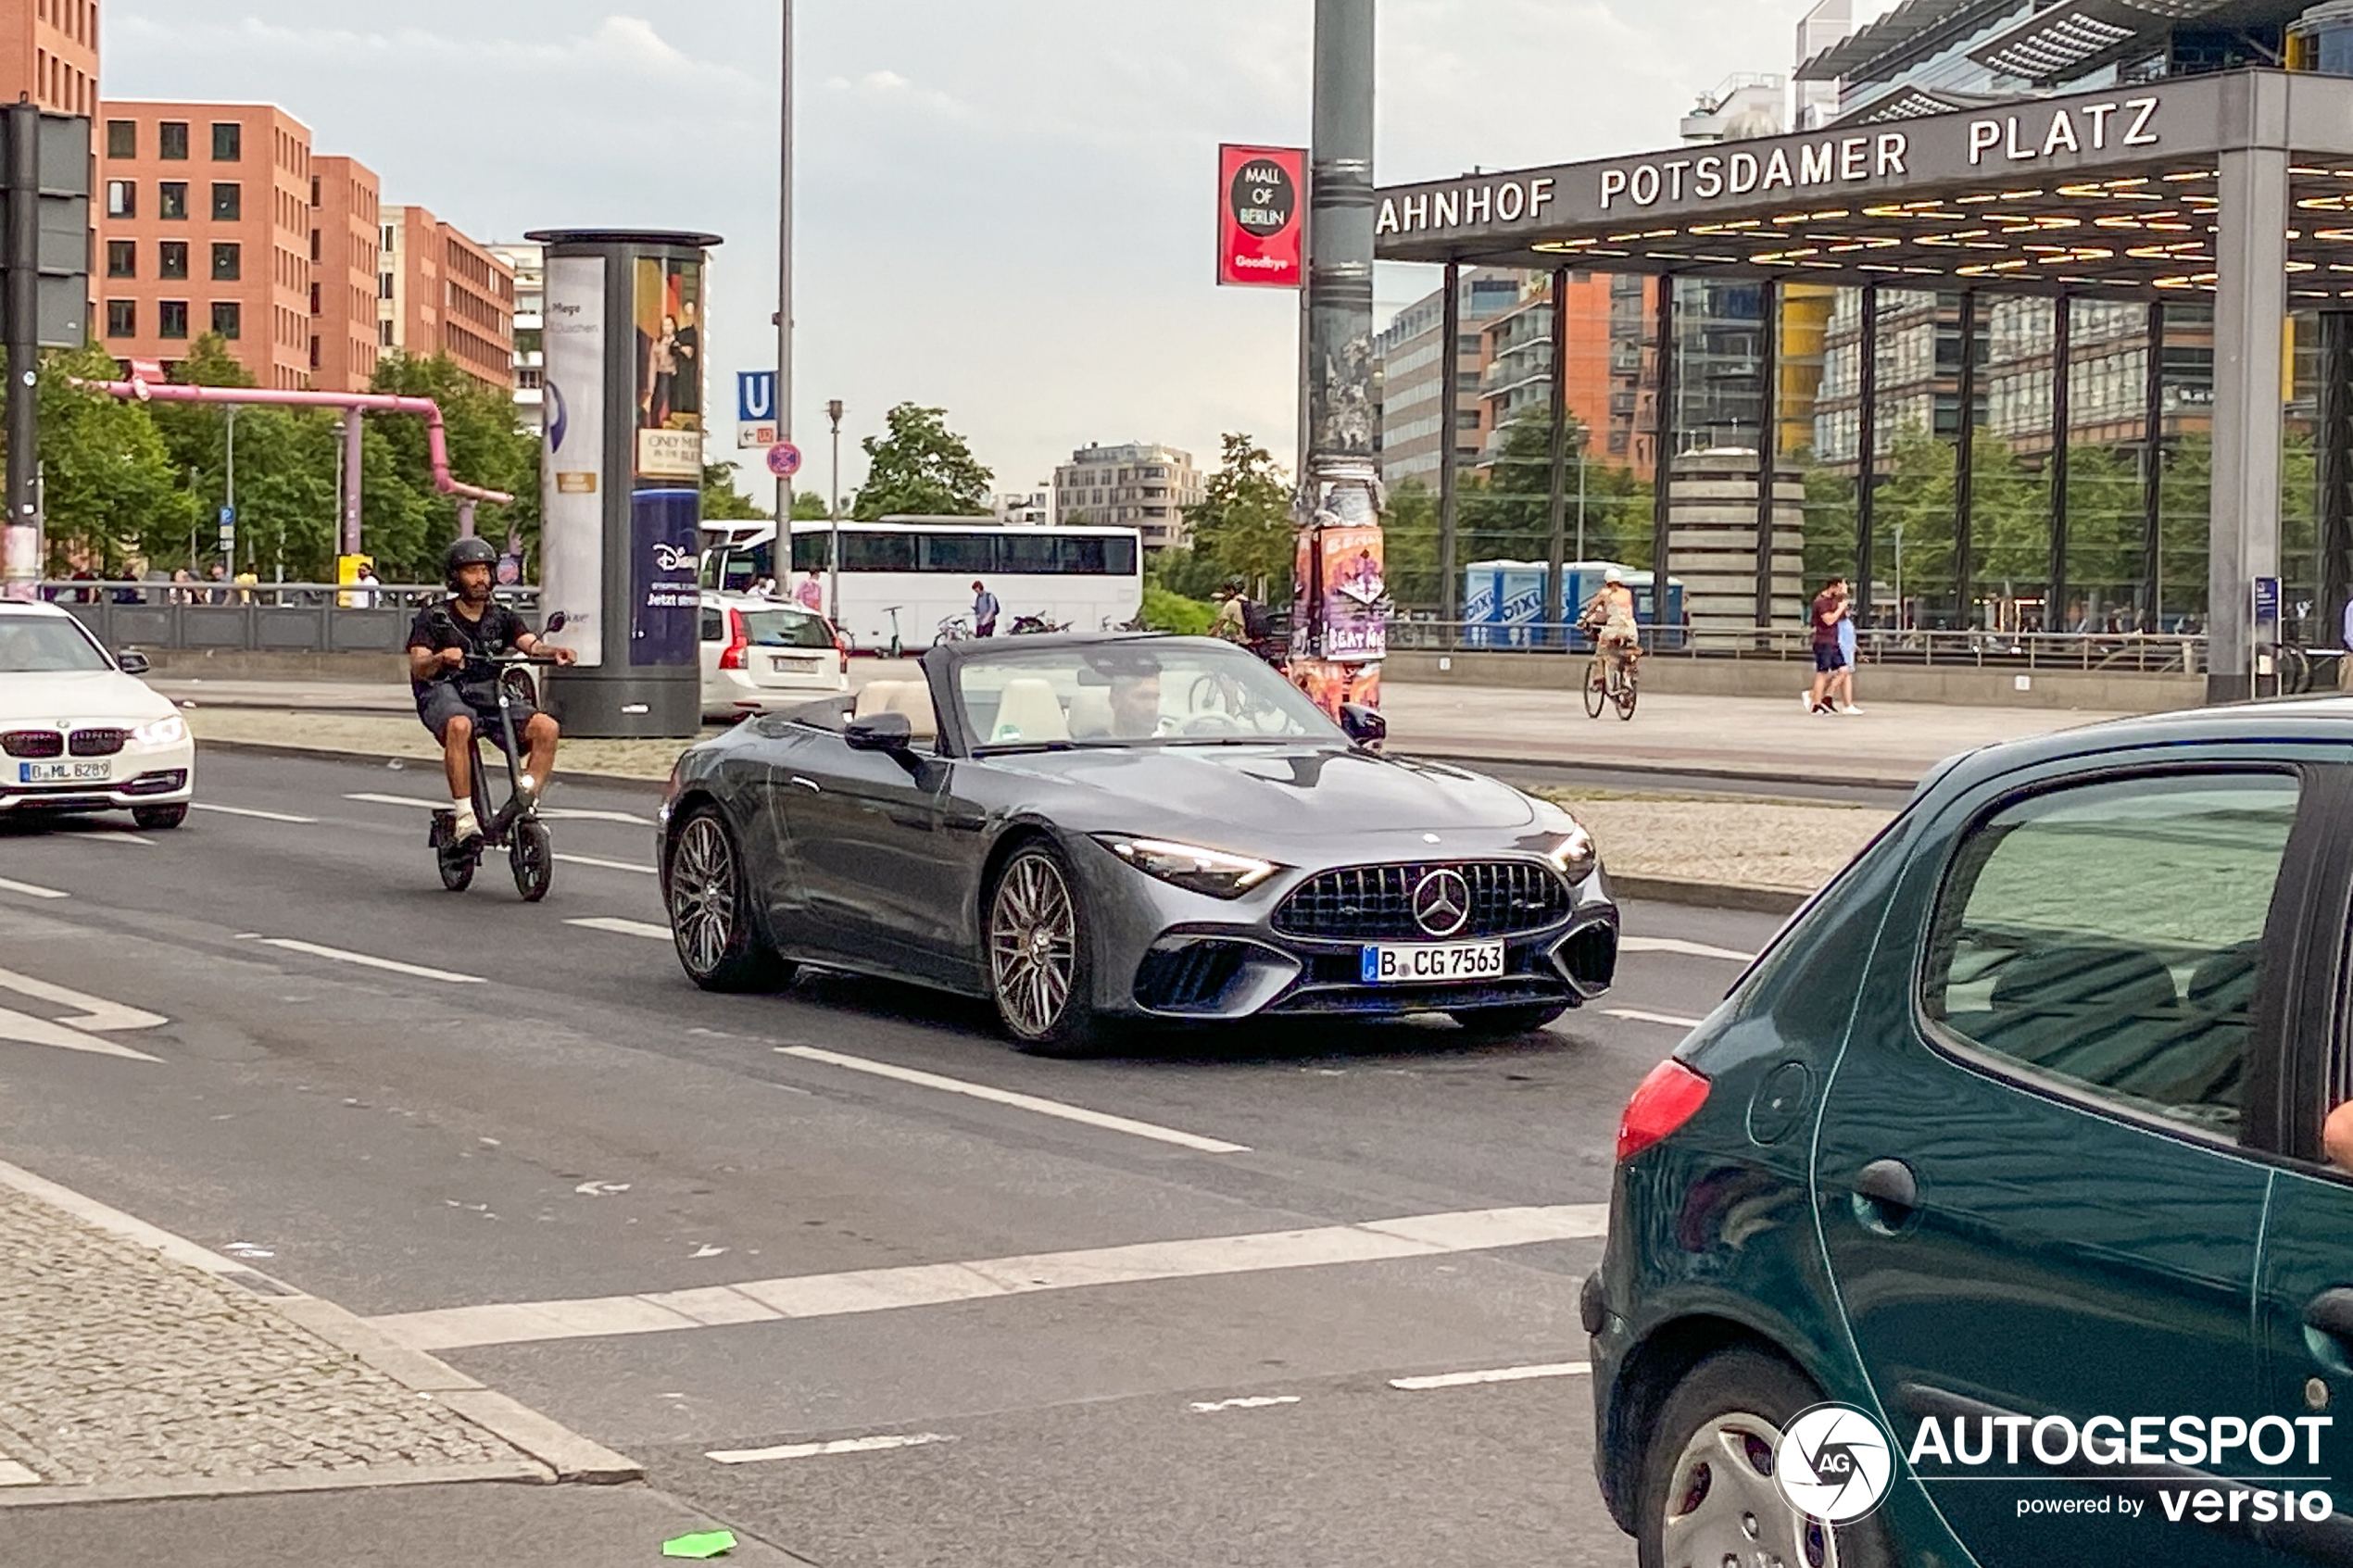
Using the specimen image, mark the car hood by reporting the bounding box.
[0,669,176,724]
[992,745,1539,838]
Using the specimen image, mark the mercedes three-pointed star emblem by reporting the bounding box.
[1411,869,1472,938]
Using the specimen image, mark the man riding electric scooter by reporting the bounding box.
[407,538,575,847]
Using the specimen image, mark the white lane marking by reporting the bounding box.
[346,793,440,810]
[0,875,69,900]
[555,853,656,875]
[1389,1361,1592,1391]
[0,1006,161,1061]
[253,937,486,985]
[0,1460,38,1486]
[1189,1396,1301,1413]
[0,968,168,1032]
[707,1433,952,1465]
[78,832,153,847]
[567,916,671,940]
[1621,936,1755,963]
[192,802,317,824]
[540,807,652,826]
[776,1043,1250,1156]
[1604,1008,1705,1030]
[365,1202,1610,1352]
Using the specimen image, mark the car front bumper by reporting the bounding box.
[702,668,848,718]
[0,747,194,815]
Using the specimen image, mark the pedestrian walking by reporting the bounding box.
[972,580,1000,638]
[354,565,381,610]
[795,572,824,612]
[1806,575,1848,716]
[1832,589,1862,713]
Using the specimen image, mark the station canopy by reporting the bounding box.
[1373,69,2353,301]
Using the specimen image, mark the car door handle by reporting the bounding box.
[2304,1289,2353,1348]
[1850,1158,1920,1230]
[789,776,822,795]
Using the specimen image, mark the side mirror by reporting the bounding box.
[1339,703,1387,747]
[117,648,152,676]
[845,711,914,754]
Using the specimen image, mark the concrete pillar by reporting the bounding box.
[2208,144,2289,703]
[341,410,364,558]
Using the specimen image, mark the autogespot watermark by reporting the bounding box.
[1773,1405,2339,1529]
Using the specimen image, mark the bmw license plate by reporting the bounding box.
[1361,941,1505,985]
[19,761,108,784]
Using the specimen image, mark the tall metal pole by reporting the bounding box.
[1436,262,1463,627]
[2142,301,2169,631]
[3,102,38,598]
[1651,276,1678,592]
[1544,267,1571,643]
[1754,278,1781,632]
[343,407,364,557]
[1953,290,1979,628]
[826,397,843,623]
[775,0,795,526]
[1297,0,1379,674]
[2048,292,2072,631]
[1855,283,1879,625]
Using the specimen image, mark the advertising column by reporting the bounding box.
[529,230,722,738]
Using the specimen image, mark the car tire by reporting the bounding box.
[987,841,1106,1058]
[1636,1347,1895,1568]
[666,805,794,993]
[1450,1001,1569,1037]
[132,804,188,831]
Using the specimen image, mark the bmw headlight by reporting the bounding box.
[131,714,187,748]
[1093,834,1280,899]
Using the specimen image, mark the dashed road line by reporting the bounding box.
[777,1043,1250,1156]
[567,916,671,940]
[192,802,318,824]
[247,936,486,985]
[554,853,656,875]
[365,1203,1611,1352]
[0,876,68,900]
[345,792,440,811]
[1389,1361,1592,1391]
[77,832,153,847]
[1604,1008,1705,1031]
[1620,936,1755,963]
[707,1433,953,1465]
[1189,1396,1301,1413]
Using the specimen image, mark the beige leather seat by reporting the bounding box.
[988,678,1070,745]
[852,681,907,720]
[1067,686,1114,739]
[852,680,937,742]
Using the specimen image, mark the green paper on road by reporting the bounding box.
[661,1529,737,1559]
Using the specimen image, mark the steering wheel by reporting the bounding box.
[1182,713,1243,737]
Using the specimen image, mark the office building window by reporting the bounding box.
[211,301,240,339]
[309,176,320,206]
[379,320,395,347]
[158,121,189,160]
[309,229,320,263]
[105,299,134,337]
[104,180,132,219]
[309,334,321,370]
[158,182,187,221]
[211,243,240,282]
[105,119,133,158]
[381,223,394,251]
[106,240,134,279]
[211,182,240,221]
[158,242,189,280]
[158,300,189,339]
[211,122,241,161]
[379,272,394,300]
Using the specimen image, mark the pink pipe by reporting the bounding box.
[77,378,517,506]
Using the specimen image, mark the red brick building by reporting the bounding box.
[309,154,380,393]
[380,204,514,392]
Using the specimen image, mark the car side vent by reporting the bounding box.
[1135,942,1252,1013]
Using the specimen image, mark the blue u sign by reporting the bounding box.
[737,370,777,424]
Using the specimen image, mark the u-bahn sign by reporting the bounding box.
[1218,144,1305,289]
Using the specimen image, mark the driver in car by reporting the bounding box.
[1108,671,1165,739]
[407,538,574,845]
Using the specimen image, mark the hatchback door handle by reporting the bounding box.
[1853,1158,1919,1213]
[2305,1289,2353,1347]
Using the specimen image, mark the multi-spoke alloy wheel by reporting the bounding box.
[666,808,790,993]
[988,846,1101,1055]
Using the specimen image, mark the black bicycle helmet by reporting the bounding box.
[444,536,498,584]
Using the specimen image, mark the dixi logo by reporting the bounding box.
[1777,1404,1898,1524]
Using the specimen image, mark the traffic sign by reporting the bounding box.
[737,371,778,424]
[766,442,802,479]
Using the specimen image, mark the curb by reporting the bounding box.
[1407,749,1920,795]
[0,1158,644,1499]
[193,737,672,796]
[1608,875,1811,917]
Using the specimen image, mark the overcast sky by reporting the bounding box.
[105,1,1865,502]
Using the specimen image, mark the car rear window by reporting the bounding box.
[1920,771,2300,1138]
[735,607,833,650]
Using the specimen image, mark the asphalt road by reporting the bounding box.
[0,744,1787,1568]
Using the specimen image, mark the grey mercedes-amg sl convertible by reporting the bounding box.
[657,633,1617,1054]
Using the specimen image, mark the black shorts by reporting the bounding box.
[1814,643,1850,674]
[417,682,540,747]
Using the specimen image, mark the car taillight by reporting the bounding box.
[1616,1059,1710,1162]
[719,608,750,671]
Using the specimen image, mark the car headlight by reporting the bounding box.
[131,714,186,748]
[1093,834,1280,899]
[1547,823,1598,883]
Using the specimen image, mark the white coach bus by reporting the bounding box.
[777,519,1145,653]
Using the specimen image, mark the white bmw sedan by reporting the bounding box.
[0,601,194,830]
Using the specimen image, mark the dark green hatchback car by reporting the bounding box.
[1588,704,2353,1567]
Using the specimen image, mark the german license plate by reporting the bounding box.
[771,656,818,674]
[19,760,108,784]
[1361,941,1505,985]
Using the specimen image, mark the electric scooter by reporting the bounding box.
[426,611,567,902]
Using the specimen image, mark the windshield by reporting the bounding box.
[737,606,834,649]
[957,641,1340,750]
[0,616,110,673]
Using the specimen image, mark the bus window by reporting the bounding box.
[791,533,827,574]
[840,532,915,571]
[920,533,996,575]
[1104,536,1138,577]
[1000,533,1061,575]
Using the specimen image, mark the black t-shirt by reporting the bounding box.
[408,598,528,699]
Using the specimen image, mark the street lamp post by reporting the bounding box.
[1575,428,1589,566]
[775,0,796,527]
[825,397,843,623]
[1894,522,1905,632]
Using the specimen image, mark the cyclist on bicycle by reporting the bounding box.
[406,538,575,845]
[1579,567,1642,684]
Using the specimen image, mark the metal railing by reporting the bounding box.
[28,579,540,656]
[1383,619,2208,675]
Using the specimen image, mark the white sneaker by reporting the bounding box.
[450,805,483,844]
[1840,704,1864,715]
[1800,692,1816,712]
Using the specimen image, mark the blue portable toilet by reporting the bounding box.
[1463,562,1505,646]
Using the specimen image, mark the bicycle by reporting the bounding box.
[427,621,567,901]
[1583,642,1639,721]
[934,614,974,647]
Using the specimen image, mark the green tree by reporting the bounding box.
[792,489,835,521]
[1182,433,1294,597]
[701,461,769,522]
[365,353,536,580]
[35,344,198,574]
[851,403,992,519]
